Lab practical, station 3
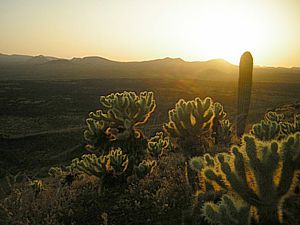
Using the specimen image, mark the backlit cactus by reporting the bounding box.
[164,97,232,157]
[90,91,155,140]
[237,51,253,137]
[73,148,128,178]
[164,97,214,157]
[212,102,233,147]
[281,114,300,136]
[251,120,281,141]
[105,148,129,176]
[84,118,110,152]
[134,159,157,178]
[202,194,251,225]
[201,133,300,225]
[164,97,214,141]
[84,91,156,152]
[265,111,284,123]
[147,132,171,158]
[71,154,108,178]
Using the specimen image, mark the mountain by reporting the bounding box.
[0,53,58,64]
[0,53,299,83]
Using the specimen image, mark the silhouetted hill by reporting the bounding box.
[0,54,59,65]
[0,53,299,83]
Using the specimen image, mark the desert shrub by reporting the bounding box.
[0,175,104,225]
[105,152,194,225]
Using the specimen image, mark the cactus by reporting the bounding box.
[281,114,300,136]
[265,111,284,123]
[72,148,128,178]
[251,120,281,141]
[105,148,129,176]
[28,179,44,197]
[202,194,251,225]
[164,97,215,156]
[134,159,157,178]
[84,91,156,152]
[71,154,108,179]
[212,103,233,147]
[90,91,155,140]
[201,133,300,225]
[189,156,205,173]
[237,51,253,137]
[84,118,110,152]
[147,132,171,158]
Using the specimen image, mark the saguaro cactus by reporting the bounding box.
[237,51,253,137]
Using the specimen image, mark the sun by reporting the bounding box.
[162,1,275,65]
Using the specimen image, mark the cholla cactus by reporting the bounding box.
[281,114,300,136]
[84,118,110,152]
[72,148,128,178]
[106,148,129,176]
[164,97,214,156]
[250,120,281,141]
[201,133,300,225]
[147,132,171,158]
[71,154,108,178]
[134,159,157,178]
[212,103,232,147]
[89,91,155,140]
[265,111,284,123]
[189,156,205,173]
[202,194,251,225]
[164,97,232,157]
[28,179,44,197]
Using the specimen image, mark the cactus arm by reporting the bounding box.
[277,133,300,197]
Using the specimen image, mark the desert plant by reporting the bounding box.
[134,159,157,178]
[72,148,128,178]
[281,114,300,136]
[237,51,253,137]
[164,97,231,157]
[84,91,156,152]
[250,119,281,141]
[147,131,171,159]
[201,133,300,225]
[202,194,251,225]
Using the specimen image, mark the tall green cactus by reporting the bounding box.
[201,133,300,225]
[237,51,253,137]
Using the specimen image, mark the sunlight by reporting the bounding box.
[164,1,273,64]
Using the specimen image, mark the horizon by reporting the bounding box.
[1,0,300,67]
[1,52,300,68]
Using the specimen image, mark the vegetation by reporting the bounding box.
[1,53,300,225]
[237,51,253,137]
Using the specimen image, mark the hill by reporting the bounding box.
[0,53,299,83]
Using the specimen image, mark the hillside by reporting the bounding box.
[1,53,299,82]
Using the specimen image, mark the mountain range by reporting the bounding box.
[1,53,300,82]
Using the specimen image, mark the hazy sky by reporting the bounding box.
[1,0,300,66]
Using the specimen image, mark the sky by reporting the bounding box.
[0,0,300,67]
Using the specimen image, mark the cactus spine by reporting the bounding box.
[237,51,253,137]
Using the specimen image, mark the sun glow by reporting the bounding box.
[158,1,278,64]
[1,0,300,66]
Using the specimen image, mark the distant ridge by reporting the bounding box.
[0,53,299,83]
